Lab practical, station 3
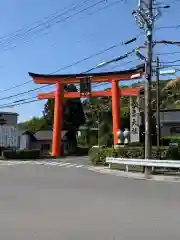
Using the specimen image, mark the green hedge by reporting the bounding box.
[88,146,178,166]
[3,149,40,159]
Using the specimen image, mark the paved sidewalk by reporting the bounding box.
[88,166,180,182]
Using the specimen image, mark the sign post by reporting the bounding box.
[130,96,140,142]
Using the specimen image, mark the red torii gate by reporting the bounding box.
[29,66,143,157]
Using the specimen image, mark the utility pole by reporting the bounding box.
[144,0,153,172]
[156,56,161,149]
[133,0,154,176]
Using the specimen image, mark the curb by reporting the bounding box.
[87,166,180,183]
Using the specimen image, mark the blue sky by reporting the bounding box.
[0,0,179,122]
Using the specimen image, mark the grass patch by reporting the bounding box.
[161,136,180,140]
[110,163,143,172]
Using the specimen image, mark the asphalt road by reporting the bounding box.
[0,162,180,239]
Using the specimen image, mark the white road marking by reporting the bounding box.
[56,162,71,167]
[45,162,59,166]
[41,161,50,165]
[75,165,84,168]
[42,162,59,166]
[1,163,14,166]
[65,164,78,168]
[34,162,44,165]
[43,162,71,167]
[0,161,85,169]
[54,162,68,166]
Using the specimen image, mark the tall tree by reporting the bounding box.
[43,84,85,130]
[83,96,130,146]
[18,117,47,133]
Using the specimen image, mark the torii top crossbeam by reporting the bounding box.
[29,65,144,84]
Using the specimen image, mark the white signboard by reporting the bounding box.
[130,96,140,142]
[0,125,18,148]
[159,69,176,75]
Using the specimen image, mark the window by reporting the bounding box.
[170,127,180,134]
[41,143,50,151]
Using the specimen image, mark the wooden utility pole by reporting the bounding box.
[156,56,161,149]
[144,0,153,175]
[133,0,154,176]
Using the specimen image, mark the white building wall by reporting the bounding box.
[0,126,18,148]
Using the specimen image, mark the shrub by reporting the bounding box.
[3,149,40,159]
[88,146,117,165]
[166,146,180,160]
[89,146,170,166]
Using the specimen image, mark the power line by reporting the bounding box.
[50,0,122,51]
[0,30,105,94]
[51,38,138,74]
[156,24,180,30]
[0,0,97,50]
[0,1,127,94]
[0,34,139,96]
[159,59,180,64]
[0,0,93,48]
[0,0,89,42]
[0,31,101,94]
[154,40,180,46]
[0,0,128,98]
[0,86,46,102]
[0,39,126,94]
[157,51,180,56]
[90,59,138,89]
[2,58,137,103]
[0,99,41,109]
[0,80,32,94]
[0,48,141,109]
[160,64,180,67]
[0,97,37,108]
[0,0,121,52]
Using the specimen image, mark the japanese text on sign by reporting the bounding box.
[130,97,140,142]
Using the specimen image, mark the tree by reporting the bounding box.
[43,84,85,130]
[18,117,47,133]
[83,96,130,146]
[42,84,85,150]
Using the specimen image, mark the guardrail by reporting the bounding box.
[106,157,180,172]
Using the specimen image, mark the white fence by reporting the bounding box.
[106,157,180,170]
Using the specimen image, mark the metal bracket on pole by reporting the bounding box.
[80,76,92,98]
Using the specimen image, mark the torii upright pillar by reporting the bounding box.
[112,80,120,145]
[52,83,63,157]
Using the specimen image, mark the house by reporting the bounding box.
[19,130,74,156]
[0,112,18,126]
[159,109,180,137]
[0,112,19,152]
